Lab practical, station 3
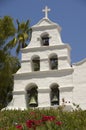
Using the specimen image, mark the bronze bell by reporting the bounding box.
[51,95,58,103]
[29,96,37,107]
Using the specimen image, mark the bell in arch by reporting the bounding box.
[29,96,37,107]
[51,95,58,104]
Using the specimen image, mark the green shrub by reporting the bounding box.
[0,108,86,130]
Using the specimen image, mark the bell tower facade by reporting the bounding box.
[7,6,74,109]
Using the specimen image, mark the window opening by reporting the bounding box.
[50,84,59,106]
[27,86,38,107]
[32,57,40,71]
[42,37,49,46]
[41,34,49,46]
[50,55,58,70]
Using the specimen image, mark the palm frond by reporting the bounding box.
[16,42,21,54]
[4,37,17,51]
[16,19,20,32]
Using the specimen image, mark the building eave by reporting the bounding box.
[14,68,74,80]
[73,58,86,66]
[21,44,71,53]
[32,18,61,32]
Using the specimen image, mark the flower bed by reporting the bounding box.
[0,108,86,130]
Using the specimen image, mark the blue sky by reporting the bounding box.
[0,0,86,63]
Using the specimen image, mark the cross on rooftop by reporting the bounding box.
[42,6,51,18]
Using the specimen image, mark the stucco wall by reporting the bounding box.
[73,59,86,109]
[5,12,86,110]
[17,45,71,74]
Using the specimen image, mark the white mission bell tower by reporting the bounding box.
[7,6,74,110]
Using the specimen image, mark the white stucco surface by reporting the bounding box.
[6,15,86,110]
[73,59,86,109]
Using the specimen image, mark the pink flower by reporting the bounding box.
[49,116,56,121]
[30,111,37,118]
[30,111,36,115]
[56,121,62,126]
[16,125,23,130]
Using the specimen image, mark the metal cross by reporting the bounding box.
[42,6,51,18]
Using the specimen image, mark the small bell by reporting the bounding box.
[51,95,58,104]
[29,96,37,107]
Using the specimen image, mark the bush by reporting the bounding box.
[0,108,86,130]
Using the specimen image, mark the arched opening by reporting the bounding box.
[31,55,40,71]
[50,83,59,106]
[41,33,49,46]
[49,54,58,70]
[26,83,38,108]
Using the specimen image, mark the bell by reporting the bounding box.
[51,95,58,103]
[29,96,37,107]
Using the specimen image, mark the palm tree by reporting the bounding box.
[0,16,16,50]
[4,19,32,54]
[0,16,31,109]
[16,19,32,53]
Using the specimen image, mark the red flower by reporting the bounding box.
[26,120,35,128]
[16,125,23,130]
[56,121,62,126]
[34,119,42,126]
[42,115,55,122]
